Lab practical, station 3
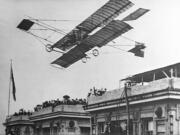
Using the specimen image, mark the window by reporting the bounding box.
[80,127,90,134]
[43,128,50,135]
[98,122,104,134]
[134,122,138,135]
[53,127,57,135]
[156,120,165,135]
[91,116,96,125]
[24,127,30,135]
[141,118,153,135]
[170,115,173,135]
[148,121,153,135]
[110,120,127,135]
[92,125,96,135]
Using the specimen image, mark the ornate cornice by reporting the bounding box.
[30,111,90,121]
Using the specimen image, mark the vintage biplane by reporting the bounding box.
[17,0,149,68]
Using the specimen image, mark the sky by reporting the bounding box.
[1,0,180,134]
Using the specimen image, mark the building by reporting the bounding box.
[4,98,90,135]
[4,113,34,135]
[84,63,180,135]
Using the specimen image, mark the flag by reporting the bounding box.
[10,64,16,101]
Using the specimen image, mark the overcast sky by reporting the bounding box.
[1,0,180,134]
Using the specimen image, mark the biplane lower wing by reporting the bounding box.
[51,45,90,68]
[52,20,132,68]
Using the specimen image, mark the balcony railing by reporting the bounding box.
[6,115,30,122]
[32,104,86,116]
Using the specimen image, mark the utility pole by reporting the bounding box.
[124,81,131,135]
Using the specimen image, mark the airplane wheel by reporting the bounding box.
[92,49,99,57]
[46,44,53,52]
[82,56,90,63]
[82,57,87,63]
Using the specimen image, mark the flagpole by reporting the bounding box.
[7,60,12,117]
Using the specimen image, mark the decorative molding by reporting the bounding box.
[154,104,167,119]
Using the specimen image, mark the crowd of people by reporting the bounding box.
[12,89,107,114]
[34,95,87,112]
[87,87,107,97]
[13,109,32,116]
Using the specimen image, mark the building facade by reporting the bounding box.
[85,63,180,135]
[4,104,90,135]
[4,115,34,135]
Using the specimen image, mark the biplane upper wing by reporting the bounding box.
[51,20,132,68]
[122,8,149,21]
[81,20,133,48]
[76,0,134,32]
[52,0,134,51]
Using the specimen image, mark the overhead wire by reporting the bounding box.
[34,21,66,35]
[28,31,48,46]
[45,31,56,41]
[26,16,67,35]
[121,35,137,43]
[31,28,49,31]
[27,31,54,44]
[107,45,128,52]
[108,44,134,47]
[29,19,80,22]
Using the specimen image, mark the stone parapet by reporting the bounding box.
[31,104,85,116]
[6,115,30,123]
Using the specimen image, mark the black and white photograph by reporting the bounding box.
[0,0,180,135]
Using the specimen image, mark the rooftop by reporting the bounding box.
[87,78,180,104]
[30,104,90,121]
[4,96,90,126]
[122,62,180,83]
[85,63,180,111]
[4,115,33,126]
[4,104,90,126]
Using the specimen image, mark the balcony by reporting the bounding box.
[32,104,86,116]
[6,115,30,122]
[4,115,33,126]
